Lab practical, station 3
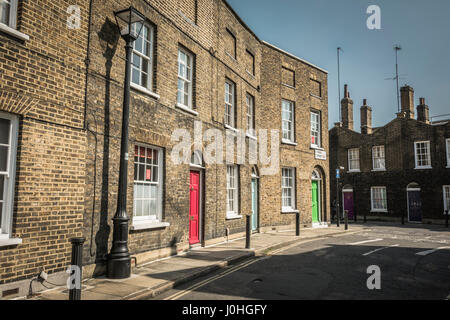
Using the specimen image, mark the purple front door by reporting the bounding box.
[343,192,354,219]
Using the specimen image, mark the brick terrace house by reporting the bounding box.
[0,0,329,296]
[330,84,450,224]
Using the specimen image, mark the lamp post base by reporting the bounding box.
[107,254,131,279]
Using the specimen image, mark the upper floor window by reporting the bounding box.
[246,93,255,136]
[371,187,387,212]
[177,48,194,109]
[225,29,236,59]
[0,112,19,239]
[281,67,295,88]
[281,99,295,143]
[131,23,154,92]
[226,165,239,217]
[0,0,17,28]
[348,148,360,172]
[310,111,321,148]
[446,139,450,167]
[414,141,431,169]
[282,168,296,211]
[245,50,255,75]
[224,79,236,128]
[310,79,322,97]
[372,145,385,171]
[133,145,164,225]
[179,0,198,24]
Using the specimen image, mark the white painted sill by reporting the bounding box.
[0,237,22,247]
[226,213,242,220]
[224,124,239,134]
[370,210,388,213]
[310,145,324,151]
[246,133,257,140]
[414,166,432,170]
[130,83,160,100]
[347,170,361,173]
[131,221,170,231]
[371,169,386,172]
[281,208,300,214]
[281,139,297,146]
[0,23,29,41]
[175,103,198,116]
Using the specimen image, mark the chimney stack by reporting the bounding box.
[400,85,415,119]
[360,99,373,134]
[341,84,354,130]
[417,97,430,124]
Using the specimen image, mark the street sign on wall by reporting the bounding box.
[315,149,327,160]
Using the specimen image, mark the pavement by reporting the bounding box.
[155,222,450,300]
[22,224,366,300]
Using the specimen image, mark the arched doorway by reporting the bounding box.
[311,169,322,224]
[251,167,259,232]
[342,184,354,220]
[189,150,204,245]
[407,182,422,223]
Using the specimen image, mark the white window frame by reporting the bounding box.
[372,145,386,171]
[281,99,295,143]
[224,79,235,128]
[444,185,450,215]
[348,148,360,172]
[446,139,450,168]
[177,48,194,109]
[131,23,155,94]
[226,165,240,218]
[246,93,255,137]
[133,144,164,226]
[310,111,321,148]
[0,0,17,29]
[282,168,296,211]
[371,186,387,212]
[0,112,19,240]
[414,141,432,169]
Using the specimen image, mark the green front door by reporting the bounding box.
[312,181,319,223]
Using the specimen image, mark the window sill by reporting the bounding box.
[0,237,22,247]
[130,83,160,100]
[226,213,242,220]
[371,210,388,213]
[281,208,299,214]
[0,23,29,41]
[176,103,198,116]
[310,145,324,151]
[371,169,386,172]
[347,170,361,173]
[225,52,237,61]
[224,124,239,134]
[246,133,257,140]
[131,222,170,231]
[281,139,297,146]
[246,70,256,79]
[414,166,432,170]
[282,83,295,89]
[310,93,323,100]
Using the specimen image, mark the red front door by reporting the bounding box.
[189,171,200,245]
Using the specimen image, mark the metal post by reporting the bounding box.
[354,210,357,223]
[69,237,85,301]
[107,38,133,279]
[295,211,300,236]
[446,210,449,228]
[245,215,251,249]
[364,212,367,223]
[401,213,405,225]
[336,178,340,227]
[344,210,348,230]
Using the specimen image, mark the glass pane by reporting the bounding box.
[0,146,8,172]
[138,164,145,181]
[0,119,10,145]
[0,1,10,25]
[134,35,143,54]
[132,68,140,86]
[0,175,4,200]
[153,150,159,165]
[142,199,150,216]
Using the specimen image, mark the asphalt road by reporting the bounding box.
[153,223,450,300]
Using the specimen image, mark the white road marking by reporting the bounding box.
[362,244,399,256]
[415,247,450,256]
[347,238,383,246]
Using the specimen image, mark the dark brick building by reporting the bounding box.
[330,84,450,224]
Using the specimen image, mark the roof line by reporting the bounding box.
[222,0,261,42]
[261,41,328,74]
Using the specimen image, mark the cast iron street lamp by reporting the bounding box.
[107,7,145,279]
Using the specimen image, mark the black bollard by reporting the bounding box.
[446,210,449,228]
[401,214,405,225]
[363,212,367,223]
[344,210,348,230]
[295,211,300,236]
[245,215,251,249]
[354,211,357,223]
[69,237,85,301]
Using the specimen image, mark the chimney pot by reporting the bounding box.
[341,84,354,130]
[363,99,367,105]
[417,97,430,124]
[419,97,425,105]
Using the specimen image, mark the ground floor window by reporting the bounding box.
[0,112,19,239]
[282,168,296,210]
[133,145,163,224]
[226,165,239,217]
[444,186,450,214]
[371,187,387,212]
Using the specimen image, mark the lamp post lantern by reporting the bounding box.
[107,7,145,279]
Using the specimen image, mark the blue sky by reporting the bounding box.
[227,0,450,129]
